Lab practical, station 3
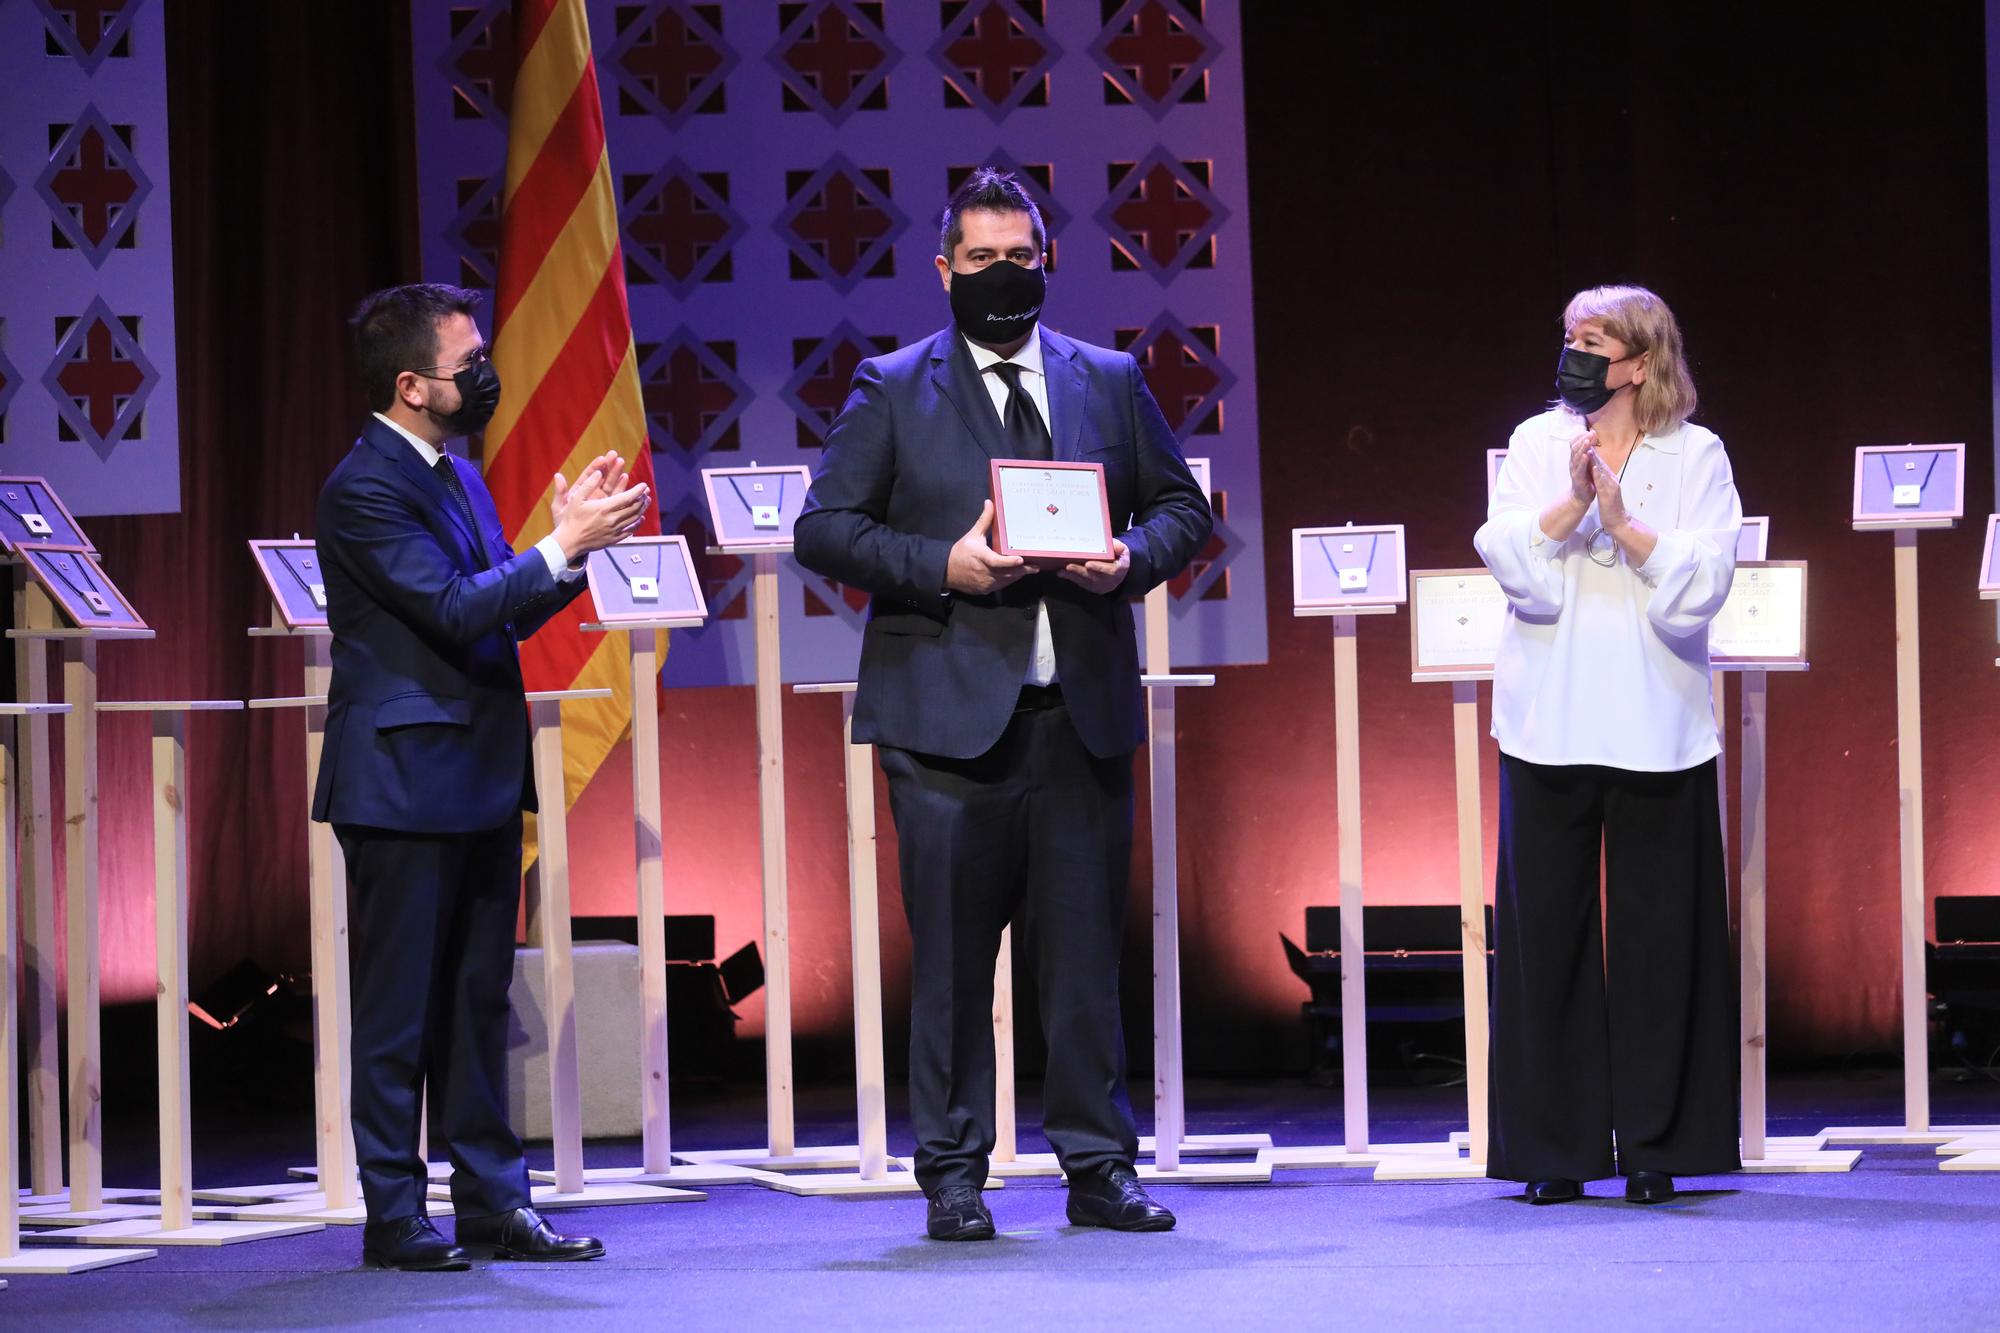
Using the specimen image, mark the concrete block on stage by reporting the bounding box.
[507,943,645,1140]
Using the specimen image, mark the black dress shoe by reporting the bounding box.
[1525,1178,1581,1205]
[362,1215,470,1271]
[1624,1171,1676,1204]
[1066,1164,1176,1232]
[456,1206,604,1261]
[926,1183,995,1241]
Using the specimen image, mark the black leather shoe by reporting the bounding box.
[362,1215,470,1271]
[1066,1164,1176,1232]
[926,1183,995,1241]
[1526,1178,1581,1205]
[1624,1171,1676,1204]
[455,1206,604,1261]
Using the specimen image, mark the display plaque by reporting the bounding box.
[1852,444,1964,530]
[584,535,708,623]
[1486,448,1508,501]
[1186,456,1213,500]
[1292,523,1407,609]
[249,538,329,628]
[1709,560,1808,668]
[988,459,1115,561]
[1408,568,1507,681]
[21,545,146,630]
[700,464,813,549]
[1979,515,2000,599]
[1737,516,1769,561]
[0,474,94,554]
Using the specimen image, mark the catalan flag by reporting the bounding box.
[484,0,660,859]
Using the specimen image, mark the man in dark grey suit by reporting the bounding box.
[795,169,1211,1241]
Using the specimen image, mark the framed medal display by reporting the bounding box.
[249,538,330,628]
[21,545,146,630]
[1408,568,1507,681]
[701,464,813,549]
[1979,514,2000,599]
[0,474,94,553]
[1852,443,1964,530]
[1292,523,1408,609]
[989,459,1115,561]
[1737,515,1770,561]
[1709,560,1809,669]
[1186,456,1213,500]
[585,534,708,623]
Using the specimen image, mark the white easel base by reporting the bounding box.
[1940,1151,2000,1171]
[1818,1123,2000,1146]
[1135,1160,1273,1183]
[750,1169,938,1197]
[17,1187,159,1207]
[674,1145,864,1172]
[529,1164,763,1188]
[1370,1154,1490,1182]
[427,1181,702,1209]
[290,1161,451,1183]
[21,1219,323,1247]
[1257,1140,1467,1171]
[1140,1133,1274,1156]
[1934,1132,2000,1156]
[1739,1147,1862,1172]
[0,1246,156,1274]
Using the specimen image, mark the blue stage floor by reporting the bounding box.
[8,1072,1998,1329]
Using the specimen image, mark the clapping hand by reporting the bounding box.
[1567,431,1597,506]
[551,450,649,560]
[1588,448,1626,531]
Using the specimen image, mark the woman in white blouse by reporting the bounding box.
[1474,285,1743,1206]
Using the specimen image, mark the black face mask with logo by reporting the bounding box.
[434,358,502,437]
[1553,346,1637,415]
[948,259,1046,346]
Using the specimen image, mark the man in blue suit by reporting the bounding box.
[313,284,648,1269]
[795,170,1212,1241]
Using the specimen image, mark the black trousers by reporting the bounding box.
[878,697,1140,1194]
[339,817,532,1222]
[1487,755,1740,1183]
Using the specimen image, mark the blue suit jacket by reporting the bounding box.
[794,325,1212,760]
[310,418,586,833]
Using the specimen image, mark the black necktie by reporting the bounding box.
[987,362,1052,461]
[434,455,486,567]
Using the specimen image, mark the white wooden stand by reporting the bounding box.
[0,702,156,1273]
[1137,586,1271,1183]
[510,688,702,1211]
[534,619,760,1191]
[23,701,324,1248]
[1260,605,1446,1174]
[1712,662,1860,1171]
[1823,525,1998,1148]
[675,548,865,1173]
[198,620,369,1223]
[5,620,153,1216]
[10,576,63,1199]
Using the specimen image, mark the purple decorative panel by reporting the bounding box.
[0,0,181,516]
[412,0,1263,684]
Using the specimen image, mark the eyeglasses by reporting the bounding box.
[412,343,491,378]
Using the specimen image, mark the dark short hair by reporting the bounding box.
[938,168,1046,260]
[349,283,483,411]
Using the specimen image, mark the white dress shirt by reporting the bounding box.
[1474,409,1743,772]
[962,332,1057,687]
[373,412,577,580]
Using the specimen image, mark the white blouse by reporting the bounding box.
[1474,409,1744,773]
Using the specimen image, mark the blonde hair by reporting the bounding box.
[1560,285,1697,434]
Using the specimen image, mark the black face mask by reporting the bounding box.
[1554,346,1635,415]
[948,259,1045,346]
[433,358,502,437]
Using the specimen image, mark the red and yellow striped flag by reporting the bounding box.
[485,0,660,857]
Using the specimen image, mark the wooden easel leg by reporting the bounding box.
[993,928,1016,1165]
[2,717,19,1254]
[751,553,793,1157]
[1148,684,1185,1173]
[14,580,61,1197]
[303,634,356,1208]
[1891,529,1928,1134]
[529,702,584,1194]
[62,639,102,1211]
[1451,682,1489,1164]
[629,632,672,1175]
[152,714,193,1232]
[1739,672,1769,1162]
[1331,616,1369,1154]
[843,699,888,1181]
